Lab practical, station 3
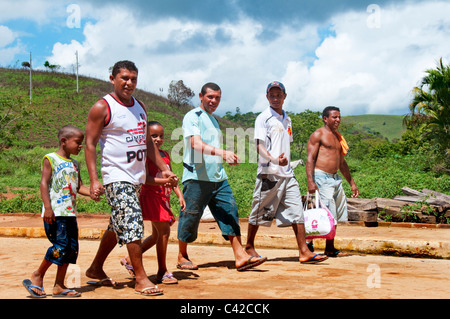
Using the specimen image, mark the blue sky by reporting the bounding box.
[1,0,450,116]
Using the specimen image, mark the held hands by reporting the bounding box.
[90,181,105,202]
[162,171,179,188]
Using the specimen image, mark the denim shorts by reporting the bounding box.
[44,217,79,266]
[105,182,144,246]
[314,169,348,222]
[177,179,241,243]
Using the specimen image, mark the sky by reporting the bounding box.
[1,0,449,116]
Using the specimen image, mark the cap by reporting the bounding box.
[266,81,286,94]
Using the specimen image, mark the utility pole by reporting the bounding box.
[29,52,32,104]
[75,50,79,93]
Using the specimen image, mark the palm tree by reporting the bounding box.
[406,58,450,156]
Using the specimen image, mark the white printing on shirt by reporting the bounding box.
[99,94,147,185]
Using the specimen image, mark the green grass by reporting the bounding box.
[0,68,448,223]
[342,114,406,141]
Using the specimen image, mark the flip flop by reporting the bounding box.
[135,286,164,296]
[53,289,81,298]
[157,272,178,285]
[177,261,198,270]
[120,258,136,278]
[325,250,349,257]
[237,256,268,271]
[301,254,328,264]
[22,279,47,298]
[87,277,117,287]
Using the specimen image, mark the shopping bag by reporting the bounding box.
[304,191,336,240]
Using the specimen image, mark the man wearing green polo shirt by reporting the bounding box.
[177,82,267,272]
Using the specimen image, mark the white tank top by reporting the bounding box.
[99,94,147,185]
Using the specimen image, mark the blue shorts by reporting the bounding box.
[44,217,79,266]
[314,169,348,222]
[177,179,241,243]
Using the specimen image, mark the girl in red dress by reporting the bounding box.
[121,121,185,284]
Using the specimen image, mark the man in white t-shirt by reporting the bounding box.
[245,82,328,264]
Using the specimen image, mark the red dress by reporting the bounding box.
[140,150,174,222]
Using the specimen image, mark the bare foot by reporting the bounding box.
[135,278,163,296]
[299,253,328,264]
[53,284,81,296]
[236,255,267,271]
[85,267,117,286]
[245,246,260,258]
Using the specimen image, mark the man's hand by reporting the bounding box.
[162,171,178,188]
[351,184,359,198]
[223,150,240,166]
[307,181,319,195]
[90,180,104,202]
[276,153,288,166]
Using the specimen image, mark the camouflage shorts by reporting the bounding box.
[105,182,144,246]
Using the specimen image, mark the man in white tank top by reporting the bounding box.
[84,61,177,296]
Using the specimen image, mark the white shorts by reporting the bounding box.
[249,174,304,227]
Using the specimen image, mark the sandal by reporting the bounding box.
[157,272,178,285]
[135,286,163,296]
[120,258,136,278]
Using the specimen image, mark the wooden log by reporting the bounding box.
[347,198,377,211]
[375,198,409,209]
[393,195,448,207]
[421,188,450,202]
[401,187,425,197]
[348,209,378,223]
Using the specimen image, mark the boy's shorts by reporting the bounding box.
[177,179,241,243]
[249,174,304,227]
[44,217,79,266]
[105,181,144,246]
[314,169,348,222]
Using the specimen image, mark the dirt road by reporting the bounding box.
[5,236,450,301]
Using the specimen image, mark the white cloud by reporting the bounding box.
[42,0,450,116]
[281,1,450,115]
[0,25,23,65]
[47,8,321,112]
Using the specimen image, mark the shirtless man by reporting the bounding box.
[306,106,359,257]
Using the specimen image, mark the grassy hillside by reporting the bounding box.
[342,114,406,141]
[1,68,448,219]
[0,67,238,149]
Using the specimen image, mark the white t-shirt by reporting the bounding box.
[99,94,147,185]
[254,107,294,177]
